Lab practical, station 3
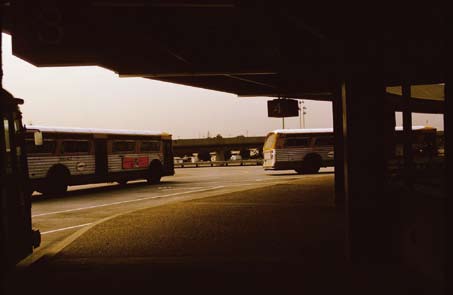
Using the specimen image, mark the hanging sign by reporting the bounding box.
[267,99,299,118]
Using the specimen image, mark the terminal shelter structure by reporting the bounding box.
[0,1,451,293]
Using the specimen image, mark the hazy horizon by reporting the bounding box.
[2,34,443,138]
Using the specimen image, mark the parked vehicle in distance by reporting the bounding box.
[173,157,184,164]
[25,126,174,195]
[230,154,242,161]
[262,126,438,174]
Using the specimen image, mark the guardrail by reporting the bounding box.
[174,159,263,168]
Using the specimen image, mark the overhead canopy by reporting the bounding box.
[4,1,447,99]
[387,84,445,101]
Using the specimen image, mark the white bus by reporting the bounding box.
[263,128,334,174]
[262,126,438,174]
[25,126,174,195]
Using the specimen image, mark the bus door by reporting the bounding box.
[94,139,108,178]
[162,140,174,175]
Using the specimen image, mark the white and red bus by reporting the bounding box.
[25,126,174,194]
[262,126,438,174]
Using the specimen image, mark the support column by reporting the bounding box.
[342,77,396,262]
[445,77,452,295]
[402,84,414,186]
[333,85,345,206]
[215,150,225,162]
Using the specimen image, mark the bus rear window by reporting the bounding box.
[284,137,311,147]
[141,141,161,152]
[113,141,136,153]
[62,140,91,154]
[25,139,56,154]
[263,133,277,150]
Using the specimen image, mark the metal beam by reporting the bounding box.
[386,92,445,114]
[225,75,276,89]
[92,2,236,8]
[119,72,277,78]
[239,92,333,101]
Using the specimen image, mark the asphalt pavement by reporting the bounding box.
[5,173,434,294]
[29,166,309,253]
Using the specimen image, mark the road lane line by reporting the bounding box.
[32,186,224,217]
[41,223,94,235]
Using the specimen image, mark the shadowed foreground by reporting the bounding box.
[7,175,433,294]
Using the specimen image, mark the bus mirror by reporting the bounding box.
[34,131,43,146]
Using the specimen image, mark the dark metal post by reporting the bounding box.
[342,76,395,262]
[402,84,413,187]
[333,84,345,206]
[0,4,4,284]
[0,3,3,89]
[445,77,452,295]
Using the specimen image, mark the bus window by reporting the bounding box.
[25,139,56,155]
[62,140,91,154]
[284,137,311,147]
[113,141,136,153]
[263,133,277,150]
[315,136,334,146]
[141,141,161,152]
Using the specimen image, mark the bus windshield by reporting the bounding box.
[263,133,277,150]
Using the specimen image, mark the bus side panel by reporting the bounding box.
[27,155,96,180]
[275,147,311,162]
[27,134,97,187]
[107,152,162,173]
[273,147,334,168]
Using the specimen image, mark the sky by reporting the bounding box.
[2,34,443,138]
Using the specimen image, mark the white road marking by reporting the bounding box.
[41,223,94,235]
[32,186,224,217]
[158,186,204,190]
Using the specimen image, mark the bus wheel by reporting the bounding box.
[147,161,162,184]
[301,154,322,174]
[44,166,69,196]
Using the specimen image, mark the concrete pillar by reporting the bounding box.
[333,85,345,206]
[342,77,396,262]
[215,150,225,162]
